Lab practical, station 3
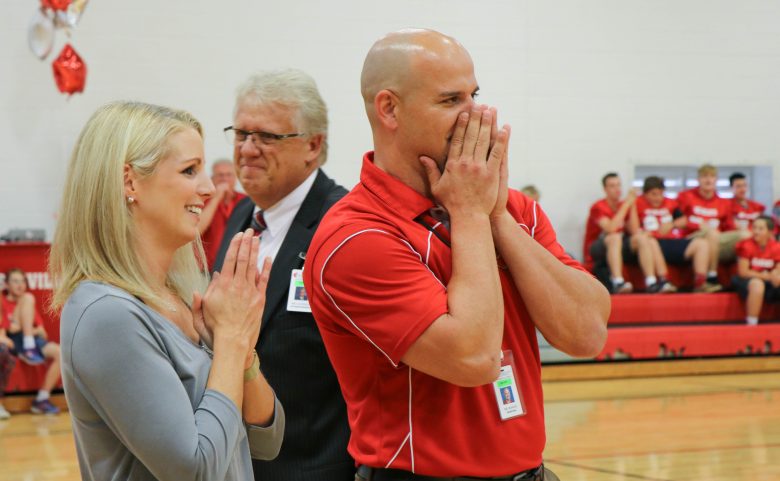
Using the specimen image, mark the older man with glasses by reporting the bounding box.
[215,70,351,481]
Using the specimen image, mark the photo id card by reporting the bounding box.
[493,350,526,421]
[286,269,311,312]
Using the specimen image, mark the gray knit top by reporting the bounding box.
[60,281,284,481]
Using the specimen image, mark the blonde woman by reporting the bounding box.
[50,101,284,481]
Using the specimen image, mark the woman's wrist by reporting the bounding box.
[243,351,260,382]
[212,332,251,354]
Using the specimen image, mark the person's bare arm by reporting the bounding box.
[402,107,508,387]
[488,153,609,357]
[626,203,641,235]
[736,257,771,281]
[492,215,609,357]
[200,231,274,419]
[599,191,636,234]
[770,266,780,288]
[657,220,674,236]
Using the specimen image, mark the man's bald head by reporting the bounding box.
[360,29,471,114]
[360,28,479,187]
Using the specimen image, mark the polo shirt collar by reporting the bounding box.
[360,152,435,219]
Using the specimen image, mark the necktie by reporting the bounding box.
[250,211,267,234]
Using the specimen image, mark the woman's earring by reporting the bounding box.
[127,196,135,204]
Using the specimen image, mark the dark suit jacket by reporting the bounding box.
[214,170,352,481]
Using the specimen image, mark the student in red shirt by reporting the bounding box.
[636,176,720,292]
[732,216,780,325]
[676,164,743,284]
[727,172,765,232]
[584,173,672,293]
[199,159,247,269]
[1,268,61,414]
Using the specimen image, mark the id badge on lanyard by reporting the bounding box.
[492,349,526,421]
[286,268,312,313]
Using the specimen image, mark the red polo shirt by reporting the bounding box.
[635,196,683,239]
[676,188,729,236]
[735,238,780,273]
[728,198,765,231]
[304,152,585,477]
[201,192,246,269]
[583,198,624,269]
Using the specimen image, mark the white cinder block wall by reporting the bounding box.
[1,0,778,259]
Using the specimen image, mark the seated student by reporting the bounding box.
[636,176,720,292]
[732,216,780,325]
[727,172,765,232]
[0,332,15,419]
[1,268,61,414]
[584,173,671,293]
[520,184,540,202]
[677,164,745,284]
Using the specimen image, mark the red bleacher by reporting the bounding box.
[609,292,780,325]
[5,361,51,393]
[600,292,780,360]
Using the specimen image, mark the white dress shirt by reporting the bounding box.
[254,170,318,268]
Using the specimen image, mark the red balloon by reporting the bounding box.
[52,43,87,95]
[41,0,72,11]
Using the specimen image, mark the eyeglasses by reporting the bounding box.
[224,126,306,148]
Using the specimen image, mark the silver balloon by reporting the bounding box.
[27,9,55,60]
[54,0,88,29]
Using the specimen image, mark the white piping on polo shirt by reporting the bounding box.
[319,228,446,367]
[517,201,539,239]
[424,222,441,265]
[407,366,415,472]
[321,228,444,472]
[384,366,415,471]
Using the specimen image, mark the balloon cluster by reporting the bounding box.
[28,0,89,95]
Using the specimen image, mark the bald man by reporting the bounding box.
[304,29,609,481]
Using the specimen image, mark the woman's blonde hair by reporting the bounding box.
[50,101,209,311]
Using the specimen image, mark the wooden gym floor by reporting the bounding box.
[1,370,778,480]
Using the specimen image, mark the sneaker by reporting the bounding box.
[647,280,677,294]
[31,399,60,415]
[19,348,45,366]
[612,281,633,294]
[694,282,723,293]
[0,404,10,420]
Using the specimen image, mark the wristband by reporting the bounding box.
[243,351,260,382]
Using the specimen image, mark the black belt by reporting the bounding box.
[356,464,546,481]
